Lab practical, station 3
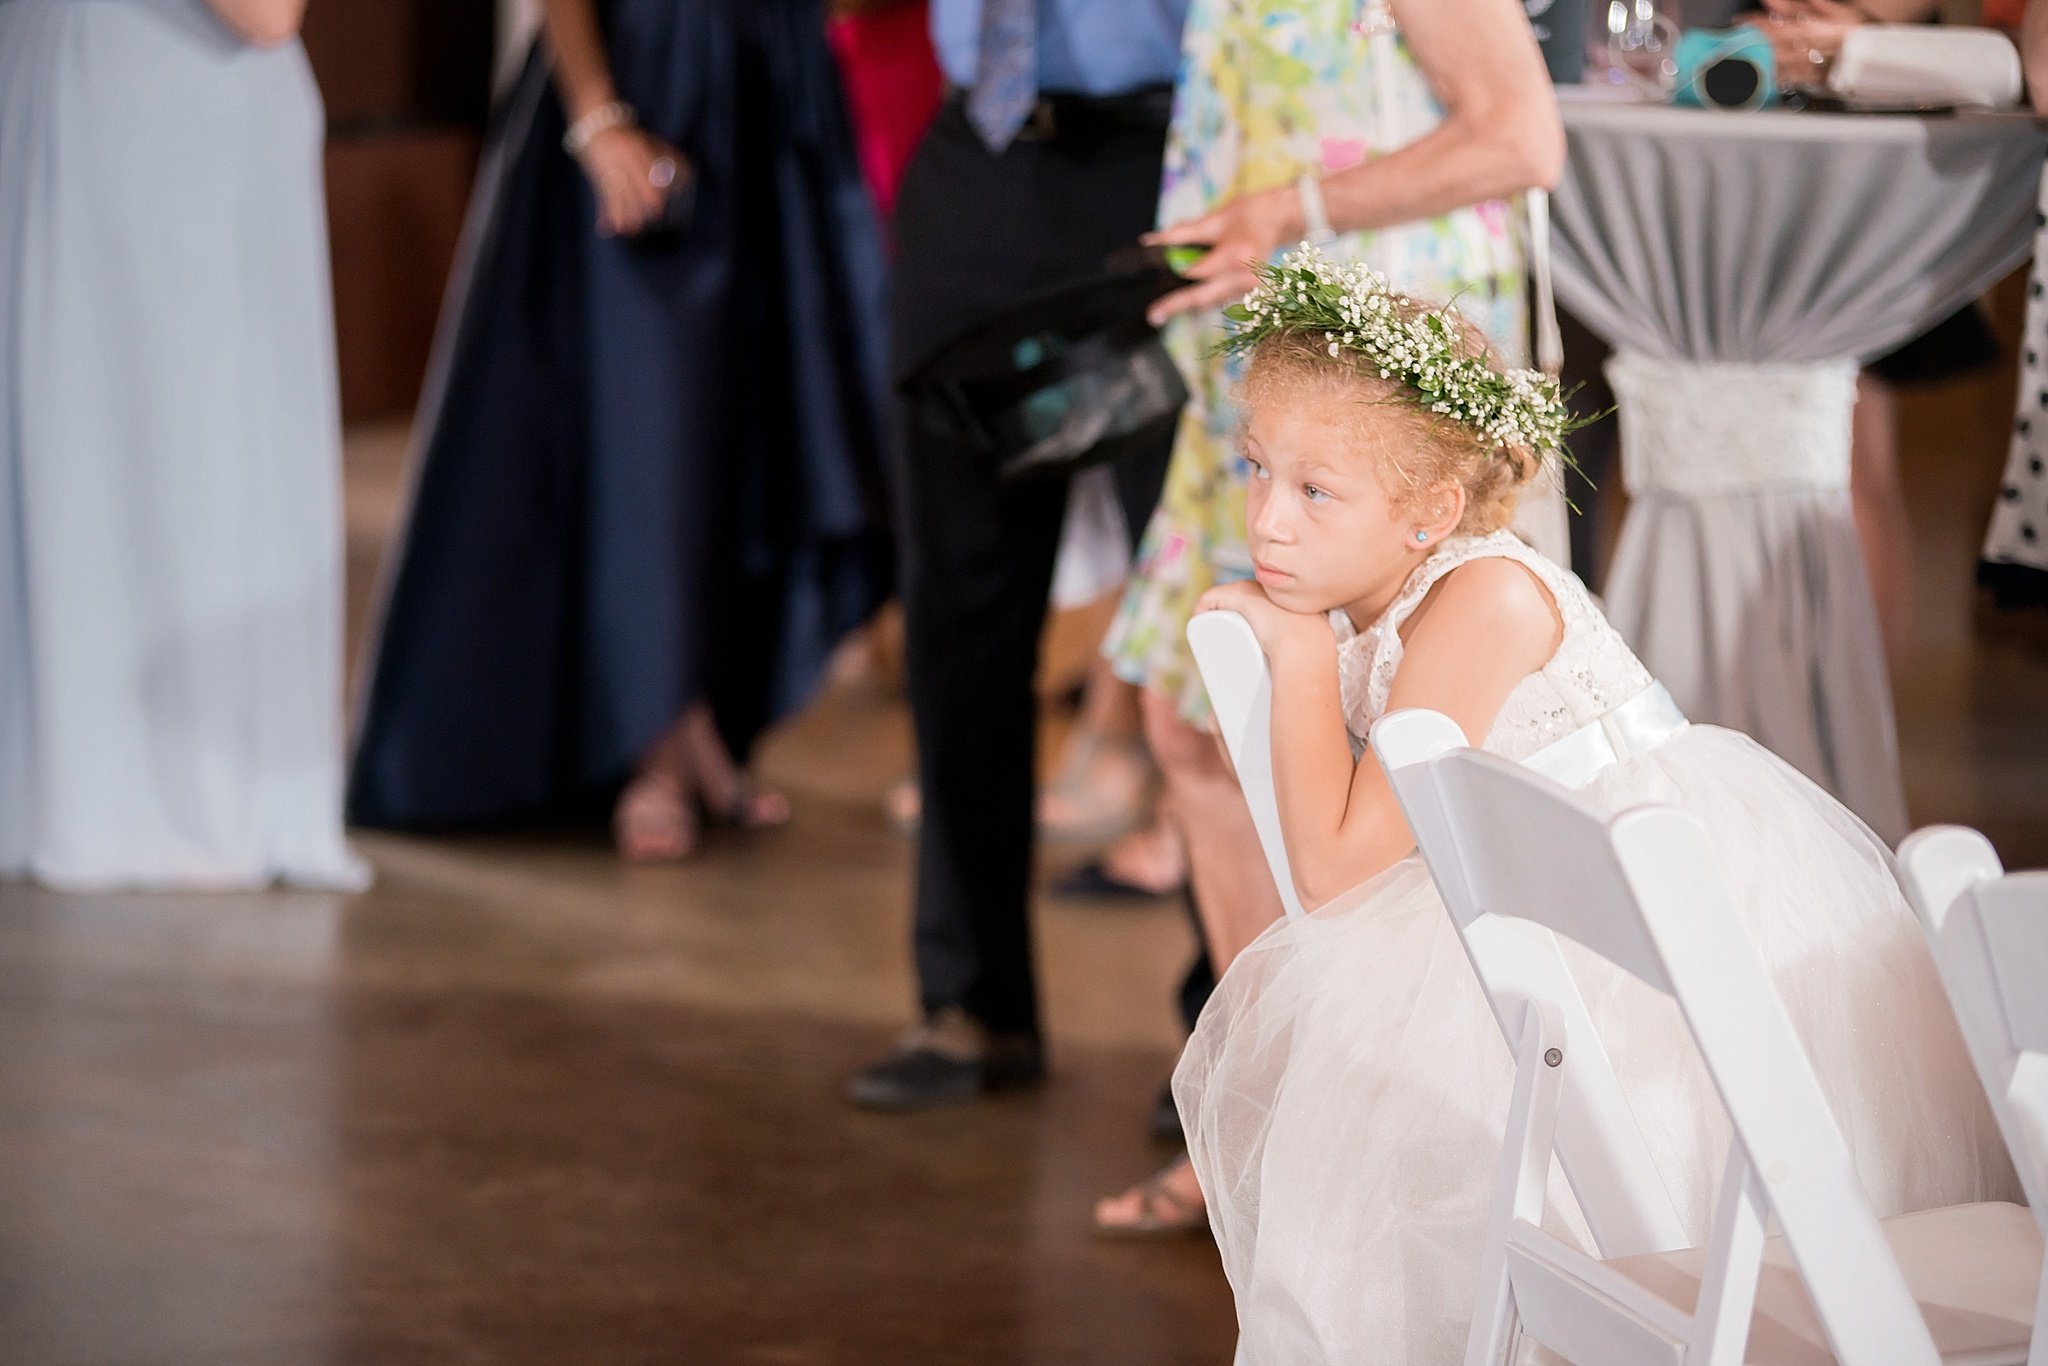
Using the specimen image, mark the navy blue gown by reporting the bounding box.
[349,0,891,829]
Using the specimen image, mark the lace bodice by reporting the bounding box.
[1331,532,1654,762]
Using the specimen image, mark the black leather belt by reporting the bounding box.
[944,84,1174,145]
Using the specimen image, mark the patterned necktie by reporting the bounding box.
[967,0,1038,153]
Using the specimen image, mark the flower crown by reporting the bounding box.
[1222,247,1581,460]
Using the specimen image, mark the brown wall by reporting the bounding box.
[304,0,496,423]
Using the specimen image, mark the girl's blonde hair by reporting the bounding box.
[1239,302,1542,537]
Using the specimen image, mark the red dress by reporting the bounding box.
[826,1,944,223]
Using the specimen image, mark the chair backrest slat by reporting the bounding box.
[1188,611,1307,922]
[1431,739,1672,995]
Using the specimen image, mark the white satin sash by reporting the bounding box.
[1521,682,1690,790]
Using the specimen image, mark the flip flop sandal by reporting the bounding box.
[1092,1157,1210,1242]
[1049,859,1179,901]
[706,775,790,832]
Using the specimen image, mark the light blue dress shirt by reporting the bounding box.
[930,0,1191,97]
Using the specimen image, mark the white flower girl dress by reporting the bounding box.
[1174,530,2017,1364]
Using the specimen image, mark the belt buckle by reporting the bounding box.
[1015,98,1057,143]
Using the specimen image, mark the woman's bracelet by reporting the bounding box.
[1295,174,1337,246]
[563,100,635,157]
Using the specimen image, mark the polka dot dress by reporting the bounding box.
[1982,186,2048,606]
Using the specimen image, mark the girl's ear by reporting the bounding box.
[1417,484,1465,541]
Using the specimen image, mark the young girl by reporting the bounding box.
[1176,250,2016,1361]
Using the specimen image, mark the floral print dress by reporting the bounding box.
[1105,0,1527,722]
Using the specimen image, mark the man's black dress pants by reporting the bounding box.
[890,94,1175,1038]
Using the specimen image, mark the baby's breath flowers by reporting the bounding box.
[1223,246,1584,461]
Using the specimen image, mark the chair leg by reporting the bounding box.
[2028,1253,2046,1366]
[1688,1146,1765,1366]
[1467,1004,1567,1366]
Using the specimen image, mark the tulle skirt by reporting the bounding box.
[1174,725,2018,1364]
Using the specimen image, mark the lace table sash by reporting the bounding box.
[1606,352,1858,498]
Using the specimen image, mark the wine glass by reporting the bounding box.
[1598,0,1680,97]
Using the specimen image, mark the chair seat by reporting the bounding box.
[1604,1202,2041,1365]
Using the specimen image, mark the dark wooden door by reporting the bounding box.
[304,0,496,422]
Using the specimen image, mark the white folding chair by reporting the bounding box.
[1899,826,2048,1365]
[1372,709,2040,1366]
[1188,609,1685,1260]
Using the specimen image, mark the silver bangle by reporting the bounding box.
[563,100,635,157]
[1296,173,1336,246]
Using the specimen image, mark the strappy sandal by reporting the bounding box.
[615,770,786,863]
[704,774,790,832]
[675,705,790,835]
[1039,730,1157,845]
[1092,1155,1210,1242]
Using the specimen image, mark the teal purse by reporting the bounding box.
[1673,28,1778,110]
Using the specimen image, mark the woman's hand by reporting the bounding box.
[1143,186,1303,326]
[575,126,690,238]
[204,0,306,45]
[1196,580,1332,660]
[541,0,692,238]
[1737,0,1866,84]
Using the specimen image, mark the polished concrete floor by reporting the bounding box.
[4,365,2047,1364]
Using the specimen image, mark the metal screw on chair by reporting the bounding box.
[1544,1048,1563,1067]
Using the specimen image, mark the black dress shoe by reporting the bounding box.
[1148,1077,1184,1145]
[846,1008,1046,1112]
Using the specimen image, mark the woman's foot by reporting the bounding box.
[613,704,789,862]
[614,772,700,863]
[1038,730,1157,844]
[884,775,923,837]
[1098,812,1186,893]
[1050,814,1188,900]
[1092,1154,1208,1240]
[887,733,1161,843]
[677,704,791,830]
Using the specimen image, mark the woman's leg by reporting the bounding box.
[1141,688,1283,973]
[1094,687,1284,1231]
[1038,654,1155,842]
[616,713,700,863]
[1852,372,1914,668]
[1089,801,1187,895]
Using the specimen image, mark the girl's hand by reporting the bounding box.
[1142,186,1303,326]
[575,125,690,238]
[1196,580,1332,659]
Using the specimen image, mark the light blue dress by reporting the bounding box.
[0,0,365,889]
